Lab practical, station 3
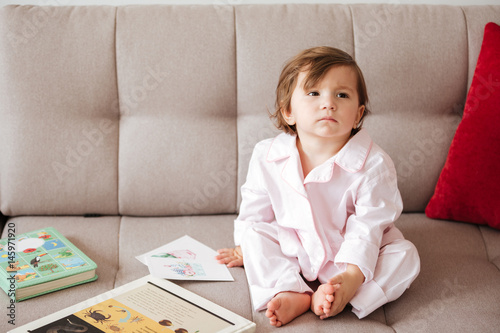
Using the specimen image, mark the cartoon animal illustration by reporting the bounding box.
[55,249,74,258]
[159,319,173,326]
[38,232,51,240]
[43,318,88,333]
[129,315,144,324]
[6,261,30,272]
[106,323,125,332]
[7,261,20,272]
[83,308,112,324]
[166,261,205,277]
[15,272,37,282]
[153,249,196,260]
[30,253,47,267]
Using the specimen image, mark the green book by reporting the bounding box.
[0,227,97,302]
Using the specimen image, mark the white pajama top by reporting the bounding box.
[234,129,404,284]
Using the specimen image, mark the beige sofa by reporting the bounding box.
[1,3,500,332]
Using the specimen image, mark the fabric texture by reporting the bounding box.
[425,22,500,228]
[115,6,237,216]
[0,6,119,216]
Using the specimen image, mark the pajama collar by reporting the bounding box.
[266,129,373,183]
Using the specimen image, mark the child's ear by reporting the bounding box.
[354,105,365,128]
[281,106,296,125]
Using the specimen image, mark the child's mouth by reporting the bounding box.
[320,117,337,122]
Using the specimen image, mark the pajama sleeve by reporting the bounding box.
[234,141,275,246]
[334,160,403,284]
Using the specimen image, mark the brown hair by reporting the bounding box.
[271,46,370,136]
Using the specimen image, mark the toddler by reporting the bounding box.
[217,46,420,327]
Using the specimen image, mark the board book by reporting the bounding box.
[0,227,97,301]
[9,274,256,333]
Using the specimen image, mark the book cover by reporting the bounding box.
[0,227,98,301]
[10,275,256,333]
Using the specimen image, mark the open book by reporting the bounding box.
[10,274,256,333]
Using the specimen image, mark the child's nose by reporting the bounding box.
[321,95,336,110]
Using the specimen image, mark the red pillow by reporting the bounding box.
[425,22,500,229]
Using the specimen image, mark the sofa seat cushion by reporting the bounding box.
[386,214,500,333]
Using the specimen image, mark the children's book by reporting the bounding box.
[0,227,97,301]
[9,274,256,333]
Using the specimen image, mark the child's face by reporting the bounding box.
[283,65,365,144]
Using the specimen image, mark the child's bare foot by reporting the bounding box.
[265,292,311,327]
[311,283,338,319]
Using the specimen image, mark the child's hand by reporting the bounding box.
[216,246,243,267]
[320,264,365,319]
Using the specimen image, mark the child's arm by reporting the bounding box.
[335,162,403,287]
[218,141,274,267]
[216,246,243,267]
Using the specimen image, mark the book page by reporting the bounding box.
[137,235,234,281]
[27,281,233,333]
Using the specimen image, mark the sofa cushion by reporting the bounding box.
[425,22,500,228]
[115,6,238,216]
[0,6,119,216]
[351,4,467,212]
[385,214,500,333]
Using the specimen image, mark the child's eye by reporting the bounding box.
[337,92,349,98]
[307,91,319,96]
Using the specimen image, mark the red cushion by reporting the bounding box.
[425,22,500,229]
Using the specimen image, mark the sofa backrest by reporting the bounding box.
[1,4,499,217]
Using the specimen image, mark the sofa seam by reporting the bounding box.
[112,7,121,290]
[113,216,122,289]
[233,4,239,216]
[461,5,470,111]
[349,5,355,59]
[478,225,500,272]
[113,6,121,216]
